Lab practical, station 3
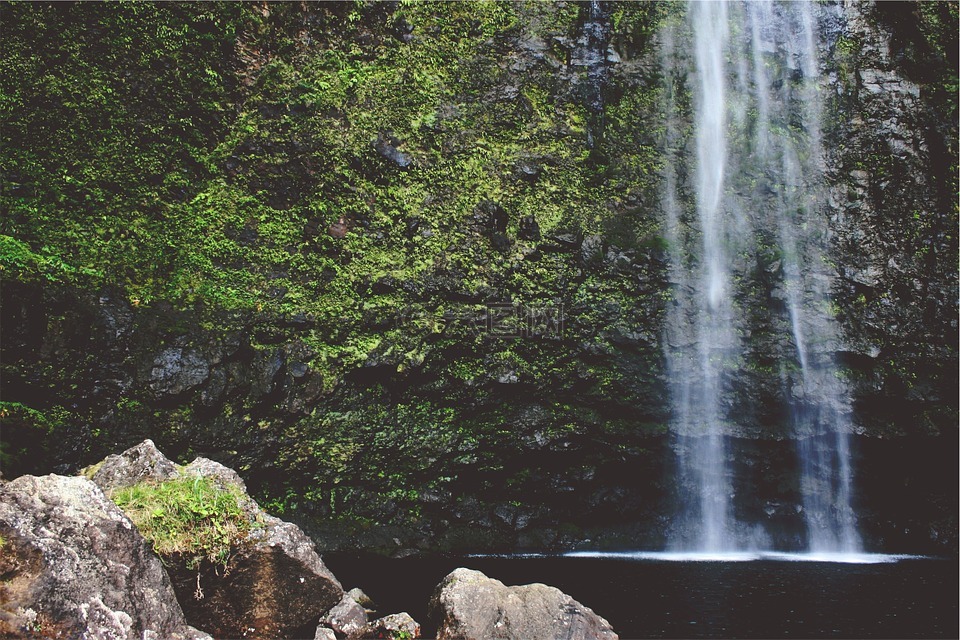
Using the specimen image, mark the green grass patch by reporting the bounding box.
[112,476,261,569]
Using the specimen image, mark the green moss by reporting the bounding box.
[80,460,105,481]
[112,476,261,570]
[1,1,672,405]
[2,1,677,535]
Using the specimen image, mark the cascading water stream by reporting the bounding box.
[748,0,862,555]
[662,0,862,554]
[664,0,749,554]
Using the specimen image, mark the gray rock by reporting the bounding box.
[173,512,343,639]
[580,234,605,264]
[606,46,621,65]
[0,474,210,640]
[199,367,228,406]
[315,627,338,640]
[363,612,421,639]
[430,568,617,640]
[320,592,369,638]
[516,160,542,183]
[251,348,285,397]
[374,132,413,168]
[347,587,377,611]
[88,438,179,495]
[84,440,344,639]
[174,466,344,638]
[181,456,249,494]
[149,347,210,396]
[290,361,310,377]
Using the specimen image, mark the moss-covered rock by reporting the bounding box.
[87,440,344,639]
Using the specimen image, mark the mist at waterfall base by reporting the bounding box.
[326,553,957,639]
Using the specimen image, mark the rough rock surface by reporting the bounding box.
[181,455,248,492]
[320,592,369,638]
[347,587,377,612]
[362,612,421,639]
[429,568,617,640]
[87,440,343,640]
[821,1,958,437]
[0,474,209,640]
[149,347,210,397]
[88,438,179,494]
[1,1,954,558]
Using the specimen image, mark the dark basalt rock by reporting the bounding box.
[519,214,541,241]
[516,157,543,182]
[149,347,210,397]
[474,200,509,234]
[373,132,413,168]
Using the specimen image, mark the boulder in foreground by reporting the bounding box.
[429,567,617,640]
[0,474,209,640]
[88,439,343,639]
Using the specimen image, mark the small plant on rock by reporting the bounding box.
[112,476,260,570]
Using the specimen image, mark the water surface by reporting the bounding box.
[324,553,957,638]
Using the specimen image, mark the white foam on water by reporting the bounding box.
[566,550,763,562]
[464,552,549,559]
[563,550,924,564]
[758,551,923,564]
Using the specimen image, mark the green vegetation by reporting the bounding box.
[1,1,673,516]
[112,476,260,569]
[80,460,106,481]
[823,1,959,436]
[0,402,68,478]
[1,2,243,292]
[1,1,671,395]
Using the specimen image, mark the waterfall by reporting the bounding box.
[662,0,862,554]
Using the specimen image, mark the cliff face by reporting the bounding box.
[824,1,958,437]
[1,2,955,553]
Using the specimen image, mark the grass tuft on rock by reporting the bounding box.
[112,476,259,570]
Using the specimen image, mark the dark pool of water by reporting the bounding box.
[323,553,957,639]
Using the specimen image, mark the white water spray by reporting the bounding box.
[662,0,862,554]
